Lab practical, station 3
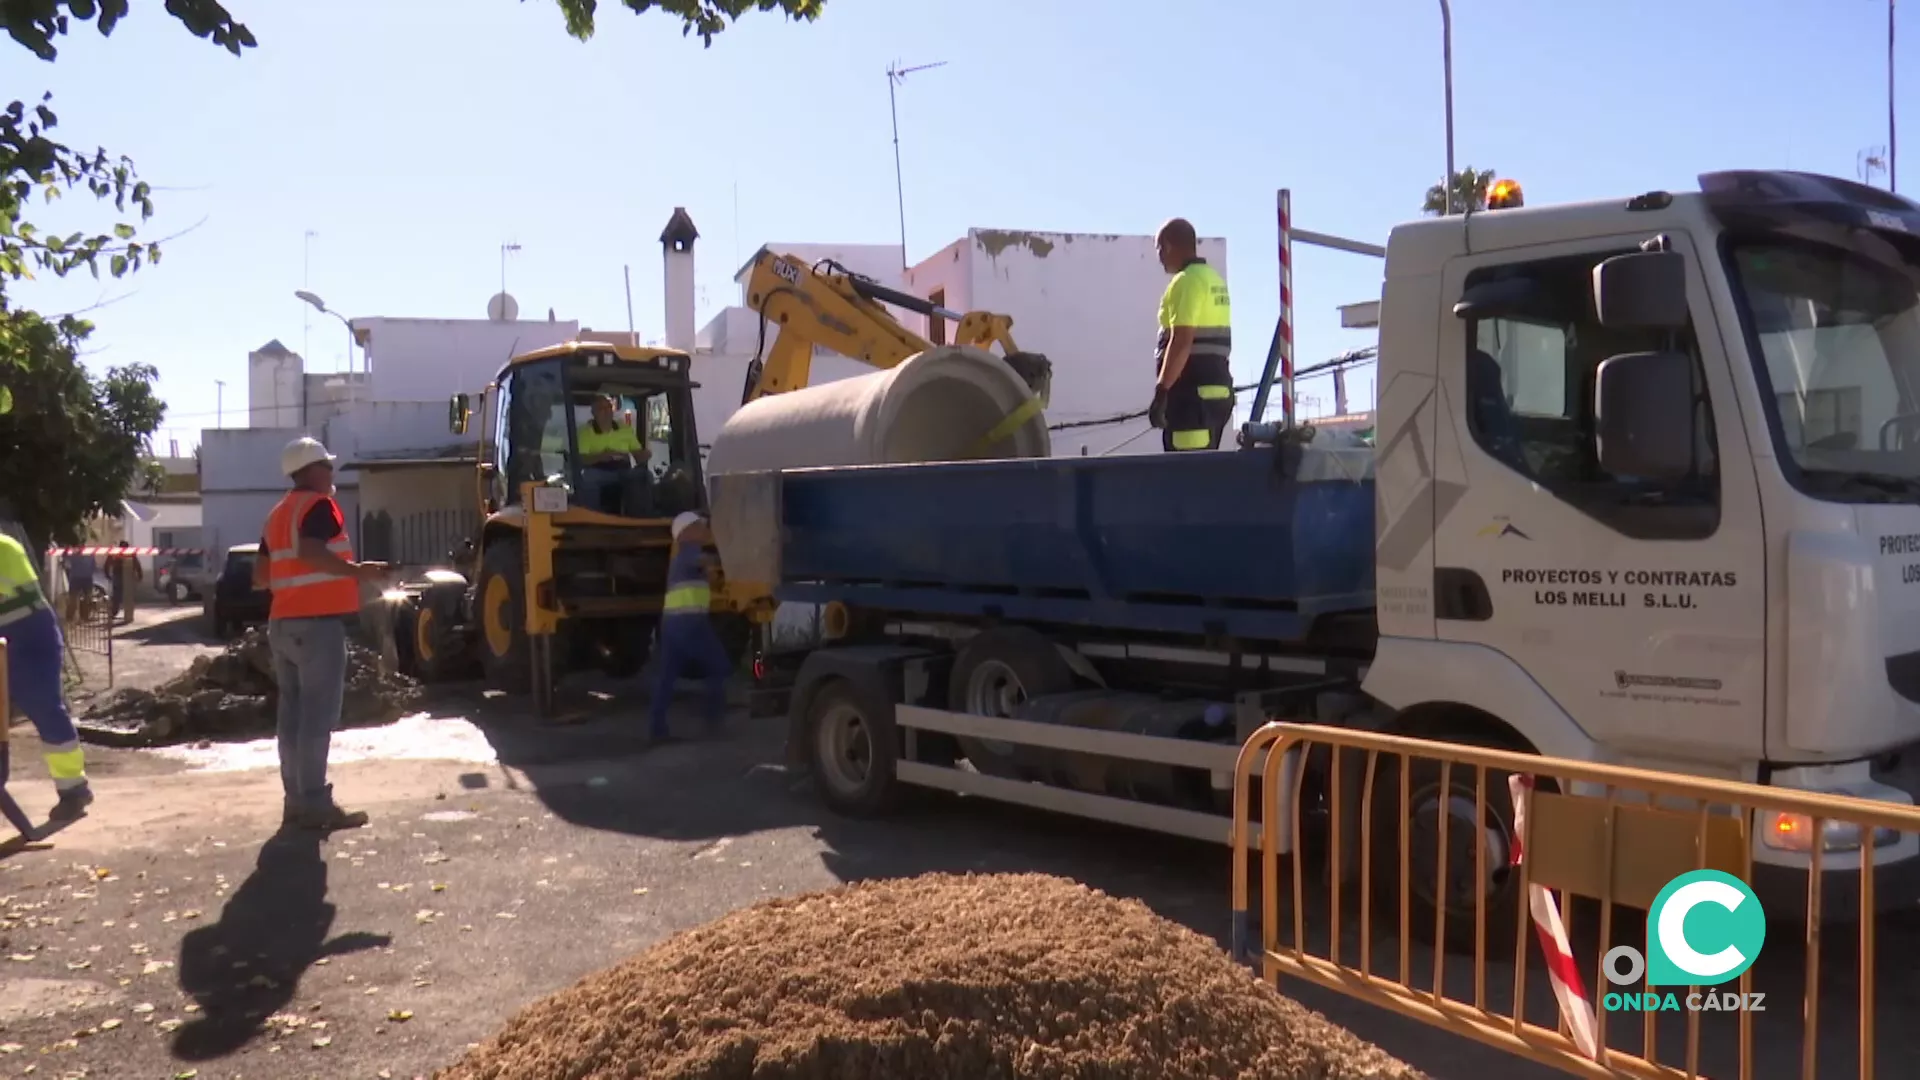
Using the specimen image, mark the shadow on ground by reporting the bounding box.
[171,830,393,1061]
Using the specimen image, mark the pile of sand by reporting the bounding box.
[79,626,422,745]
[438,873,1425,1080]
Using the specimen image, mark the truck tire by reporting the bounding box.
[805,677,903,817]
[1367,731,1530,957]
[477,537,531,694]
[946,627,1076,780]
[411,583,474,683]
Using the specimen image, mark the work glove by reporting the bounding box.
[1148,388,1169,430]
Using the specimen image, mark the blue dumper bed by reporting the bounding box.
[710,443,1376,645]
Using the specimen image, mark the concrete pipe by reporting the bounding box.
[704,345,1051,476]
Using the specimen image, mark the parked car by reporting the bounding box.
[157,552,205,604]
[204,544,270,638]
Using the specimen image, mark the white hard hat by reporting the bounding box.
[281,436,337,477]
[671,511,705,541]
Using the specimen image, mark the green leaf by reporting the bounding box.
[111,223,134,239]
[109,254,127,276]
[0,385,12,415]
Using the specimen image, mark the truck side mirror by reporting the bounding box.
[1593,251,1689,329]
[449,393,470,435]
[1595,351,1696,480]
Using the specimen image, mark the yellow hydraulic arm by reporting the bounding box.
[739,249,1046,404]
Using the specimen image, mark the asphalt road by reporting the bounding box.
[7,614,1917,1078]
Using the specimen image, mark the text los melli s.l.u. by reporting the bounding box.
[1500,568,1738,610]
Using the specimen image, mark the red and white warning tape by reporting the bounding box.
[47,547,206,557]
[1508,773,1601,1060]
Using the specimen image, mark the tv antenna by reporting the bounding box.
[1862,146,1891,188]
[887,59,948,270]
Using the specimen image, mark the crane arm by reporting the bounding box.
[739,249,1032,404]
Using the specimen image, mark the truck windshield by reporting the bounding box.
[1727,228,1920,497]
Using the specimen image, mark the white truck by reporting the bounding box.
[718,168,1920,942]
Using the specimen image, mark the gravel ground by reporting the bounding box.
[0,613,1910,1078]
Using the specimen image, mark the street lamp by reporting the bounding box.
[294,290,358,376]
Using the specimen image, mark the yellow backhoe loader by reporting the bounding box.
[388,339,754,715]
[738,249,1053,408]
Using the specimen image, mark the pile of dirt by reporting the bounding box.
[437,873,1427,1080]
[78,625,422,745]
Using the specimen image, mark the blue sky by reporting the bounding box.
[8,0,1907,450]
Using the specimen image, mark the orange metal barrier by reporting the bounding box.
[1228,722,1920,1080]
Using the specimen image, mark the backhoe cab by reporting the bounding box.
[740,249,1053,404]
[395,341,748,713]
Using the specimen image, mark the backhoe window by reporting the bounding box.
[503,360,569,499]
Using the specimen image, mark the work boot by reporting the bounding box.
[47,785,93,823]
[293,804,369,832]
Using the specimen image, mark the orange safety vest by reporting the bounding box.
[263,490,361,619]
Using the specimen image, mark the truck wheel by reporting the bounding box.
[806,678,903,817]
[947,627,1075,780]
[477,537,531,694]
[412,583,474,683]
[1368,732,1529,956]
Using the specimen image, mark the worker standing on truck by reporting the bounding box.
[1149,218,1236,452]
[260,437,387,832]
[577,394,652,516]
[648,511,730,744]
[0,533,94,821]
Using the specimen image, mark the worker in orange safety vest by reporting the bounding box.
[258,437,388,832]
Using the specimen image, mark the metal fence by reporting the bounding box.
[1230,722,1920,1079]
[58,584,113,693]
[359,508,479,568]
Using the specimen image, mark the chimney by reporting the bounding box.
[660,207,699,353]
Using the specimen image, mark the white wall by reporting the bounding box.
[901,236,973,341]
[357,317,582,403]
[917,229,1228,458]
[248,345,305,428]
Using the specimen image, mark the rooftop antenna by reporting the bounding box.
[302,229,317,361]
[887,59,947,271]
[1862,146,1890,188]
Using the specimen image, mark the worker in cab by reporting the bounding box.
[648,511,731,744]
[261,437,388,832]
[577,394,653,516]
[1148,218,1236,452]
[0,533,94,821]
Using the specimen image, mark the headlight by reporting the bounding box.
[1760,810,1900,854]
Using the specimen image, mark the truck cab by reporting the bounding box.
[1366,170,1920,880]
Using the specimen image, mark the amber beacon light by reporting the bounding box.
[1486,178,1525,210]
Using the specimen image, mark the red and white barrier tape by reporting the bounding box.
[1508,773,1600,1060]
[47,547,205,557]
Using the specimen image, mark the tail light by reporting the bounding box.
[752,654,767,681]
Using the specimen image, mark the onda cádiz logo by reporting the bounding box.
[1601,871,1768,1013]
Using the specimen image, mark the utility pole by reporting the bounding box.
[1439,0,1456,214]
[214,379,226,429]
[302,230,317,360]
[887,59,947,271]
[1891,0,1900,192]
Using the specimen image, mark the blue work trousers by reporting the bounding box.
[649,614,730,738]
[3,608,85,788]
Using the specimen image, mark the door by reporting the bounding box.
[1431,231,1767,762]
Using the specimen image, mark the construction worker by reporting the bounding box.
[577,394,652,515]
[648,511,730,744]
[105,539,142,624]
[259,437,387,832]
[0,533,94,821]
[1148,217,1236,452]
